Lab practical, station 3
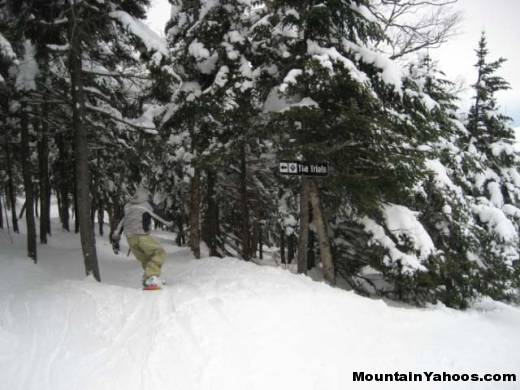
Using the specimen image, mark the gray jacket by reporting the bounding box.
[112,196,171,239]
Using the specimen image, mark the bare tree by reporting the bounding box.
[369,0,462,60]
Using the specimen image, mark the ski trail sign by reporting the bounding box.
[279,161,328,176]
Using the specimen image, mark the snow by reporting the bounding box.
[307,40,369,85]
[407,90,439,111]
[490,140,520,157]
[262,87,289,113]
[474,168,500,192]
[281,97,319,111]
[262,87,319,113]
[279,69,302,92]
[350,3,377,23]
[227,30,245,44]
[180,81,202,102]
[15,40,39,92]
[46,43,70,51]
[0,32,16,62]
[382,204,436,261]
[188,39,218,74]
[361,216,427,273]
[213,65,229,87]
[472,203,518,243]
[110,11,167,57]
[343,39,403,92]
[424,158,464,200]
[188,39,210,59]
[1,209,520,390]
[487,181,504,208]
[503,204,520,218]
[128,104,165,134]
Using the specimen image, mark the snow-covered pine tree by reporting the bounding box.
[404,55,483,307]
[467,32,512,151]
[0,4,21,235]
[253,0,441,287]
[397,40,520,307]
[1,0,168,278]
[463,32,520,301]
[162,0,274,260]
[0,2,43,260]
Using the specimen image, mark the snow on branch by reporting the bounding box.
[0,33,16,61]
[343,39,403,92]
[472,203,518,244]
[109,11,167,59]
[15,41,39,92]
[307,40,370,85]
[85,103,159,135]
[361,214,428,274]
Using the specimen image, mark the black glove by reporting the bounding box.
[112,239,120,255]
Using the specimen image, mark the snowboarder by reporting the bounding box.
[111,188,173,290]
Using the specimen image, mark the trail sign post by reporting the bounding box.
[279,161,328,176]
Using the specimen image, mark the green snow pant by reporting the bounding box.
[127,235,166,279]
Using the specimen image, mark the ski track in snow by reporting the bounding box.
[1,224,520,390]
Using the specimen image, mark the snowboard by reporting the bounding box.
[143,285,162,291]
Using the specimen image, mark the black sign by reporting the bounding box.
[279,161,328,176]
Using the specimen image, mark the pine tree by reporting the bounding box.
[252,0,437,286]
[467,32,513,152]
[464,32,520,301]
[1,0,166,279]
[162,0,270,259]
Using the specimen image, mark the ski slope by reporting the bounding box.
[0,223,519,390]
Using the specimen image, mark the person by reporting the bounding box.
[111,188,173,290]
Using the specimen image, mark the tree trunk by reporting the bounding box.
[288,233,295,264]
[258,223,263,260]
[280,225,286,264]
[0,193,3,229]
[297,179,310,274]
[55,132,70,231]
[308,180,335,285]
[109,204,123,239]
[69,5,101,281]
[43,104,51,236]
[189,169,201,258]
[18,201,26,219]
[204,170,219,257]
[56,190,63,227]
[4,128,19,233]
[175,209,185,246]
[73,171,80,233]
[98,206,104,236]
[240,145,251,260]
[308,230,316,270]
[37,105,51,243]
[20,99,37,263]
[251,222,258,259]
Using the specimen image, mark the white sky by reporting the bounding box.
[146,0,519,126]
[431,0,520,126]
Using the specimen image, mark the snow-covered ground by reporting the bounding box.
[1,218,519,390]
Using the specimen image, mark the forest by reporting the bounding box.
[1,0,519,309]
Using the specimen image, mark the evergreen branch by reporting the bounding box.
[84,103,158,133]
